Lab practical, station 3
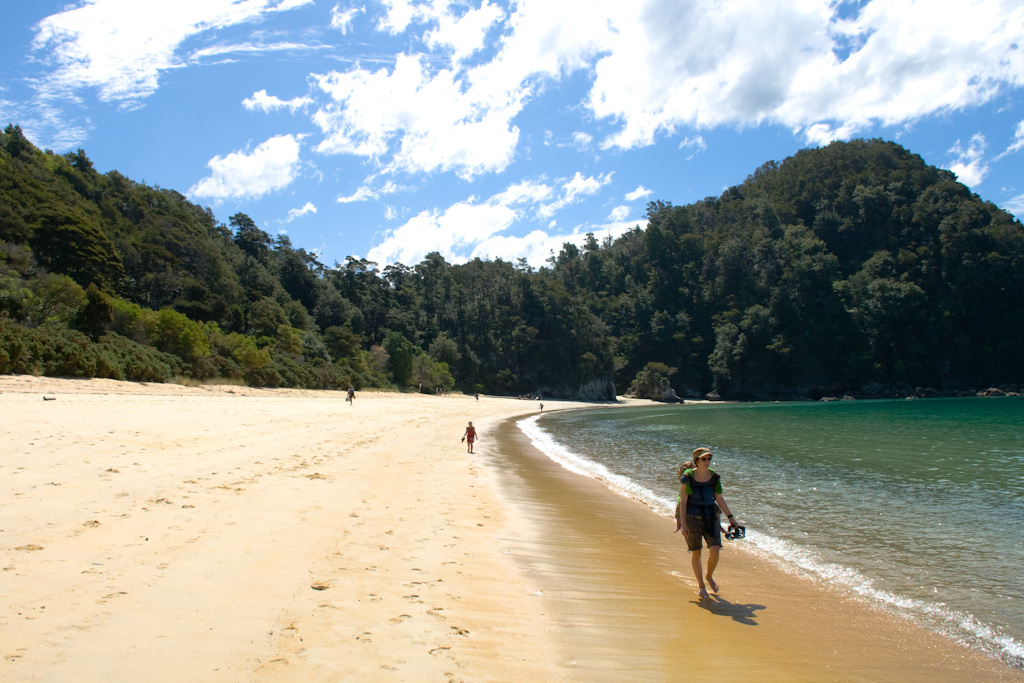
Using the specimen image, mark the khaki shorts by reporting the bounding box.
[683,512,722,551]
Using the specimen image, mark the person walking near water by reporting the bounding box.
[346,386,355,404]
[462,421,477,453]
[678,447,740,597]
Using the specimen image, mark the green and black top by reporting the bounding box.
[680,467,722,517]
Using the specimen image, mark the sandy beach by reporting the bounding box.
[1,376,1021,682]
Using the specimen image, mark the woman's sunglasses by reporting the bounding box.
[697,454,713,462]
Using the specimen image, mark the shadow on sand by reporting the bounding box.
[692,594,766,626]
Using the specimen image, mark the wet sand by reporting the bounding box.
[489,421,1023,681]
[1,376,1020,681]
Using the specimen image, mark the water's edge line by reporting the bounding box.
[516,411,1024,671]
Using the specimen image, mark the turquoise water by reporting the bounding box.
[518,396,1024,668]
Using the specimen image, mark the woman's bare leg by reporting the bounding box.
[691,549,708,596]
[706,546,720,593]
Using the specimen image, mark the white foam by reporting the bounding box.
[517,413,1024,670]
[518,414,676,516]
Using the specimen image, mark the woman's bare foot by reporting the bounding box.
[697,586,709,598]
[707,576,719,593]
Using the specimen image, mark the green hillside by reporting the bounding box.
[2,123,1021,399]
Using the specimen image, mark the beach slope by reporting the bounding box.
[0,376,1019,681]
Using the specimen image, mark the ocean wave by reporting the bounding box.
[517,413,1024,670]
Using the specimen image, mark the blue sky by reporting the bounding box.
[2,0,1024,269]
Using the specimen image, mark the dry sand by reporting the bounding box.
[1,375,1021,682]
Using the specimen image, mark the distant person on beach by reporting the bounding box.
[347,386,355,404]
[462,421,477,453]
[677,447,740,598]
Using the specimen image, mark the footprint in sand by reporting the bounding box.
[389,614,412,623]
[356,632,373,643]
[96,591,127,604]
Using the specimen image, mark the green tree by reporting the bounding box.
[628,361,677,400]
[29,207,125,289]
[383,330,414,387]
[411,354,455,393]
[76,283,114,339]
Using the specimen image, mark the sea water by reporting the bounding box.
[518,396,1024,668]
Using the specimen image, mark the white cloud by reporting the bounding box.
[2,97,90,151]
[188,134,303,201]
[537,171,613,218]
[572,131,593,150]
[679,134,707,160]
[491,178,554,207]
[584,0,1024,148]
[330,4,364,34]
[564,170,611,201]
[625,185,652,202]
[376,0,419,34]
[472,220,641,269]
[366,175,557,266]
[802,121,866,146]
[312,52,522,178]
[337,180,401,203]
[608,205,630,221]
[371,212,640,270]
[22,0,1024,180]
[337,186,379,203]
[307,0,1024,182]
[188,41,327,61]
[30,0,313,105]
[544,130,593,150]
[424,1,505,65]
[243,89,313,113]
[367,170,620,267]
[287,201,317,222]
[996,119,1024,160]
[947,133,989,187]
[309,0,625,179]
[368,200,518,265]
[1004,192,1024,219]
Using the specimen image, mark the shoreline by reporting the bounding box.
[488,416,1023,681]
[1,376,1021,681]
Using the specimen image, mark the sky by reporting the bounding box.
[2,0,1024,270]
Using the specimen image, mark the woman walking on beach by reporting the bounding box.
[678,447,740,597]
[462,421,477,453]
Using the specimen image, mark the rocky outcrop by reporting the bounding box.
[536,376,617,401]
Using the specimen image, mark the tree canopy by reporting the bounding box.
[2,124,1021,399]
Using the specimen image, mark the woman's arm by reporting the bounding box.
[715,493,739,526]
[679,485,689,534]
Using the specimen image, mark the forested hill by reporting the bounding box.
[2,123,1022,400]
